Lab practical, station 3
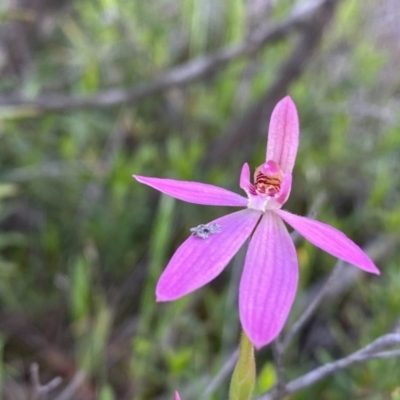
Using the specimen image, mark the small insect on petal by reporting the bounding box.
[190,223,222,239]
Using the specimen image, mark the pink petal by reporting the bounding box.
[266,96,299,174]
[240,163,251,191]
[157,209,262,301]
[174,392,181,400]
[239,212,298,349]
[276,209,380,274]
[134,175,248,207]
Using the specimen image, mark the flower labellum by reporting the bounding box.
[133,96,380,349]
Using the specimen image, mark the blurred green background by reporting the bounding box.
[0,0,399,399]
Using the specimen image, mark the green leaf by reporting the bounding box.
[0,184,18,199]
[229,331,256,400]
[255,362,276,395]
[99,384,115,400]
[0,334,5,400]
[70,257,91,323]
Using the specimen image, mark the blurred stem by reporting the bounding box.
[0,9,36,22]
[201,349,239,400]
[271,339,285,400]
[229,331,255,400]
[132,195,175,399]
[0,335,4,400]
[138,194,175,331]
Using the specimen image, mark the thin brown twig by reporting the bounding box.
[257,334,400,400]
[271,340,285,400]
[29,363,62,400]
[0,313,96,400]
[53,371,86,400]
[0,0,334,112]
[200,349,239,400]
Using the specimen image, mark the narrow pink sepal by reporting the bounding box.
[240,163,251,191]
[239,212,298,349]
[134,175,248,207]
[157,209,262,301]
[266,96,299,174]
[174,391,181,400]
[276,209,380,274]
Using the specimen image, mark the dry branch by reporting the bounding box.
[203,0,340,168]
[0,0,335,113]
[0,313,96,400]
[29,363,62,400]
[258,334,400,400]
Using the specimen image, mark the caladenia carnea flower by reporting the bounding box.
[133,96,380,349]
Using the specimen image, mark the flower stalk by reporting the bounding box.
[229,331,256,400]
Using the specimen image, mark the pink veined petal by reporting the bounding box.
[156,209,262,301]
[240,163,251,191]
[276,209,380,274]
[134,175,248,207]
[239,212,298,349]
[266,96,299,174]
[174,392,181,400]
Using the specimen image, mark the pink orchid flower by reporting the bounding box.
[133,96,379,349]
[174,391,181,400]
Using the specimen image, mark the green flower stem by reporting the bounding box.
[229,331,256,400]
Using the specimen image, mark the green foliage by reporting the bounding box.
[0,334,5,400]
[255,362,276,395]
[0,0,399,399]
[70,257,91,322]
[99,385,116,400]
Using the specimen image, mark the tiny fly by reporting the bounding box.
[190,223,221,239]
